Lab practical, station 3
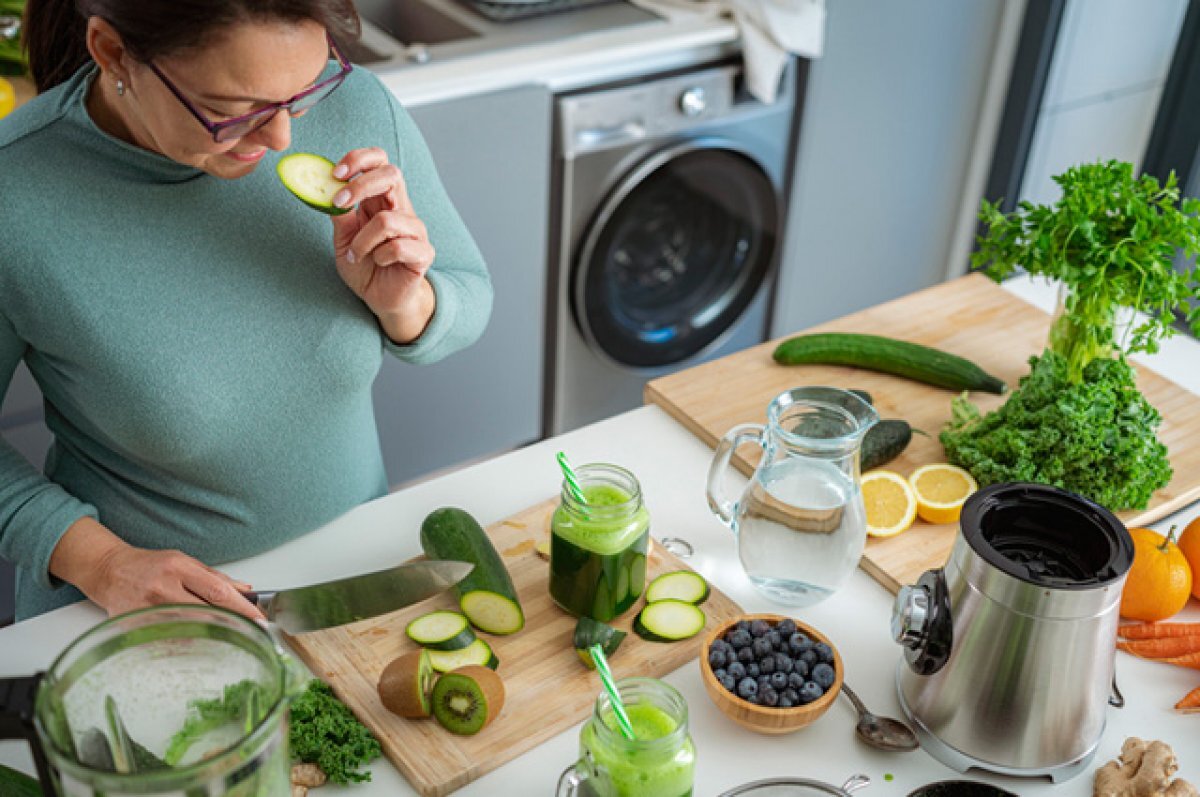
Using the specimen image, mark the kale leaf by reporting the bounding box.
[940,350,1171,510]
[163,679,270,767]
[289,680,381,785]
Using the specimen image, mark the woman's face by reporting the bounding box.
[122,19,332,179]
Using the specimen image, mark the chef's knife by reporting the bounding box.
[245,559,473,634]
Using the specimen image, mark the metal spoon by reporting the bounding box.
[840,682,919,752]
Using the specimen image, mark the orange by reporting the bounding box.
[0,77,14,120]
[1178,517,1200,601]
[1120,526,1193,622]
[862,470,917,538]
[907,463,977,525]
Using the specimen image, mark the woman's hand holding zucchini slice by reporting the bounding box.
[328,147,438,344]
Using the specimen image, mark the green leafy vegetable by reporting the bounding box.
[163,679,270,766]
[289,680,381,785]
[973,160,1200,382]
[940,350,1171,510]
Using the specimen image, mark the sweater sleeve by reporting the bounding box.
[0,313,98,591]
[376,83,494,365]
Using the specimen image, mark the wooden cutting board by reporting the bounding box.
[285,499,744,797]
[645,273,1200,593]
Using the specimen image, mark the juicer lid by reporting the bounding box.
[959,483,1134,590]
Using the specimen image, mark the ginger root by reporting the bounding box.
[1094,738,1198,797]
[290,763,328,796]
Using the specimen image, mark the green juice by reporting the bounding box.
[579,702,695,797]
[549,483,649,621]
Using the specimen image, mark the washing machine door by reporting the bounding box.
[573,140,779,370]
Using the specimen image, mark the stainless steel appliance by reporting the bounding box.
[547,61,801,434]
[891,483,1134,782]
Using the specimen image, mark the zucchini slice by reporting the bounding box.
[573,617,626,669]
[427,638,499,672]
[405,610,476,651]
[644,571,709,605]
[420,508,525,635]
[633,600,707,643]
[277,152,349,215]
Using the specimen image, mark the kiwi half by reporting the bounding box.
[378,649,436,718]
[431,665,505,735]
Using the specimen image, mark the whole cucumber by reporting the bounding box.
[774,333,1007,394]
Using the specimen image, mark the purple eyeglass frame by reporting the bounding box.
[146,34,353,143]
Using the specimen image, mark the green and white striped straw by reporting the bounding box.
[556,451,588,506]
[589,644,636,741]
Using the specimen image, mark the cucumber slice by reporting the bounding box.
[644,571,709,605]
[277,153,349,215]
[573,617,626,669]
[427,638,499,673]
[633,600,706,642]
[406,611,476,651]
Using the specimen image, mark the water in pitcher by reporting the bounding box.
[737,456,866,606]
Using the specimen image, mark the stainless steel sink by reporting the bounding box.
[344,0,660,69]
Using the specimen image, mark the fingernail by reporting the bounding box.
[333,189,351,207]
[345,249,356,263]
[333,164,348,178]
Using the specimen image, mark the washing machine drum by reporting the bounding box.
[573,145,779,369]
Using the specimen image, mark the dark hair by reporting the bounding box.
[23,0,361,93]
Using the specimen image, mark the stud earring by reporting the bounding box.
[116,79,125,96]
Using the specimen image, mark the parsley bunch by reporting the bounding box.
[974,160,1200,382]
[289,680,381,785]
[940,350,1171,510]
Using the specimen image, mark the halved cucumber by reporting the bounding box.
[633,600,707,643]
[277,152,349,215]
[644,571,709,605]
[427,638,499,673]
[406,611,476,651]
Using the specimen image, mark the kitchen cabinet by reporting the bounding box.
[375,84,551,487]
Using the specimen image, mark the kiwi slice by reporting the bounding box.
[431,665,505,736]
[378,649,436,718]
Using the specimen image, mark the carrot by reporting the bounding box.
[1162,653,1200,670]
[1117,636,1200,659]
[1176,685,1200,713]
[1118,622,1200,640]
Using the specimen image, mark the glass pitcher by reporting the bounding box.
[0,604,308,796]
[706,386,877,606]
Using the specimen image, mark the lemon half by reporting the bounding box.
[862,469,918,538]
[909,463,978,525]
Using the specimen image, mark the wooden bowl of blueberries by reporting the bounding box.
[700,613,843,735]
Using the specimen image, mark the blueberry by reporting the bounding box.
[727,661,747,681]
[713,668,728,681]
[737,647,755,664]
[778,695,795,708]
[765,630,782,650]
[750,619,772,638]
[789,633,813,656]
[708,648,729,670]
[814,642,834,664]
[777,619,798,637]
[718,673,737,692]
[759,687,780,707]
[728,629,753,649]
[737,677,758,700]
[712,639,734,657]
[758,656,775,675]
[788,671,806,691]
[770,670,788,691]
[757,674,772,691]
[800,650,818,669]
[774,653,794,674]
[735,620,752,634]
[811,662,836,689]
[782,688,800,705]
[752,637,773,659]
[745,662,760,679]
[799,681,823,704]
[794,660,810,680]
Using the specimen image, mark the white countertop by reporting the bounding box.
[3,274,1199,795]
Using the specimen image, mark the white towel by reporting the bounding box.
[628,0,825,103]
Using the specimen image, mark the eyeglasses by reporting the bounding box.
[146,34,353,143]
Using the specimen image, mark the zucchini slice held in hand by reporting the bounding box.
[420,508,526,635]
[277,152,349,215]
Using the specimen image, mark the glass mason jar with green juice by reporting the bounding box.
[549,463,650,622]
[556,677,695,797]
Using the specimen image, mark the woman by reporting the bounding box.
[0,1,492,621]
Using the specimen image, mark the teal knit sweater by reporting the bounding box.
[0,65,492,620]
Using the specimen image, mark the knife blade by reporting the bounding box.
[245,559,474,634]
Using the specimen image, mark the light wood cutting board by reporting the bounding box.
[645,273,1200,593]
[285,499,744,797]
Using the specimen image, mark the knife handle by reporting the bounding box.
[242,591,276,618]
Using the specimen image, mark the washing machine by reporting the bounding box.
[546,58,803,435]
